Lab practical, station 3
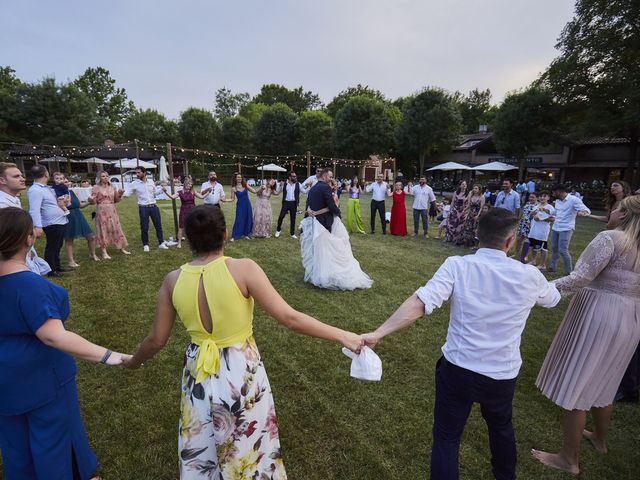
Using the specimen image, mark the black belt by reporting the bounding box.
[139,204,157,208]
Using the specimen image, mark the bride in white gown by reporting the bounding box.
[300,180,373,291]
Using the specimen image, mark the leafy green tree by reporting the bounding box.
[121,109,179,145]
[453,88,496,133]
[296,110,333,155]
[326,84,387,118]
[0,67,22,141]
[541,0,640,183]
[254,103,298,155]
[220,116,254,153]
[333,96,401,159]
[73,67,134,138]
[178,107,219,150]
[253,84,322,113]
[396,88,462,173]
[238,102,269,128]
[493,87,557,180]
[214,87,250,121]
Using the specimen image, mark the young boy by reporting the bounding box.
[527,191,555,268]
[362,208,560,480]
[51,171,70,215]
[437,197,451,239]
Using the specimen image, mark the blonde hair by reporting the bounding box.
[616,195,640,269]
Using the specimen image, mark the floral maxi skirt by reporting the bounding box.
[179,338,287,479]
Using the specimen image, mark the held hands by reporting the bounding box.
[105,352,133,366]
[341,332,364,354]
[361,331,382,349]
[577,210,590,217]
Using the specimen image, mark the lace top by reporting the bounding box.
[553,230,640,297]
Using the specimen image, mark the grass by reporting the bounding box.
[10,193,640,479]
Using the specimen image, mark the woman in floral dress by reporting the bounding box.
[515,192,537,261]
[124,205,363,479]
[460,184,484,247]
[89,171,129,259]
[252,179,280,238]
[445,180,468,243]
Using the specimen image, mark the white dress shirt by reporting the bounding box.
[0,190,21,209]
[411,184,436,210]
[415,248,560,380]
[123,179,157,206]
[300,175,320,194]
[284,182,297,201]
[552,194,590,232]
[200,181,226,205]
[366,181,388,201]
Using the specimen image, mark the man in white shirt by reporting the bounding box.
[300,167,323,193]
[123,166,170,252]
[408,175,437,237]
[365,174,389,234]
[275,171,301,238]
[362,208,560,480]
[200,170,226,208]
[547,184,591,274]
[0,162,51,275]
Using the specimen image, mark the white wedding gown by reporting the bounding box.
[299,215,373,290]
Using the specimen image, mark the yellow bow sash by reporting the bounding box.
[191,325,253,384]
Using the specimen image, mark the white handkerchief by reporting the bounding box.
[342,346,382,381]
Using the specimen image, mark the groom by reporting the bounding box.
[307,168,341,231]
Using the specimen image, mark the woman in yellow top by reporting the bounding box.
[125,205,363,479]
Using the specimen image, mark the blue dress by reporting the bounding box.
[0,272,98,479]
[231,188,254,240]
[64,191,94,240]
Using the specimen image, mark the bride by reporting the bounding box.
[300,177,373,290]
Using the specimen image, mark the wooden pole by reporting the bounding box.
[237,161,241,174]
[135,139,140,168]
[119,158,124,186]
[332,160,336,177]
[167,143,179,240]
[393,158,397,183]
[306,151,311,177]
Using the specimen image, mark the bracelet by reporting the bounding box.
[100,349,113,364]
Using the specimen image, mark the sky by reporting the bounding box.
[1,0,576,119]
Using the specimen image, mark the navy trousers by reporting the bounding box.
[138,205,164,246]
[431,357,517,480]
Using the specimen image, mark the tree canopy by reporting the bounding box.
[326,84,387,118]
[214,87,250,121]
[220,116,254,153]
[296,110,333,156]
[121,109,179,145]
[253,84,322,113]
[254,103,298,155]
[178,107,219,150]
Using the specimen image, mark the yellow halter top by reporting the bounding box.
[172,256,254,383]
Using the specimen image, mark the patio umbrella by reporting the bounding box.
[111,158,157,169]
[471,161,518,172]
[158,156,170,182]
[257,162,287,180]
[40,156,72,163]
[80,157,111,165]
[426,161,471,171]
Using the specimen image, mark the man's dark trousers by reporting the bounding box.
[43,224,66,272]
[413,208,428,235]
[139,205,164,246]
[431,357,517,480]
[277,200,297,236]
[370,199,385,234]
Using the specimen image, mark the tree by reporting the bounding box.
[493,87,557,180]
[178,107,219,150]
[220,116,254,153]
[453,88,496,133]
[326,84,387,118]
[0,67,22,141]
[333,96,401,159]
[296,110,333,155]
[253,84,322,113]
[541,0,640,183]
[73,67,134,138]
[214,87,250,121]
[396,88,462,174]
[254,103,298,155]
[238,102,269,128]
[121,109,179,145]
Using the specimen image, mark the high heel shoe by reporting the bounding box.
[90,255,100,262]
[121,249,131,255]
[68,262,80,268]
[101,252,112,260]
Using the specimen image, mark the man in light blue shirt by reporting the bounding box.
[27,165,69,277]
[494,179,521,217]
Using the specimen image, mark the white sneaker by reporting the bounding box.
[291,234,298,239]
[166,240,178,247]
[275,231,281,238]
[159,242,169,250]
[143,245,150,252]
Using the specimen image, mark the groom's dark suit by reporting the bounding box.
[308,180,341,231]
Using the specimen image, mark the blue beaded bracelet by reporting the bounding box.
[100,349,113,364]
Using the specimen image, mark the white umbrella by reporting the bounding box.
[111,158,157,169]
[40,156,72,163]
[79,157,111,165]
[471,161,518,172]
[257,163,287,172]
[158,156,170,182]
[426,161,471,171]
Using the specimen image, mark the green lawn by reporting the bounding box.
[12,193,640,479]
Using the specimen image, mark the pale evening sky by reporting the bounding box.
[1,0,576,119]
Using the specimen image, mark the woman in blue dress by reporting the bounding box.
[0,208,131,480]
[229,172,257,241]
[62,177,100,267]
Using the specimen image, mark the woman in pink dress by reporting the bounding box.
[89,171,130,259]
[163,179,211,248]
[252,179,280,238]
